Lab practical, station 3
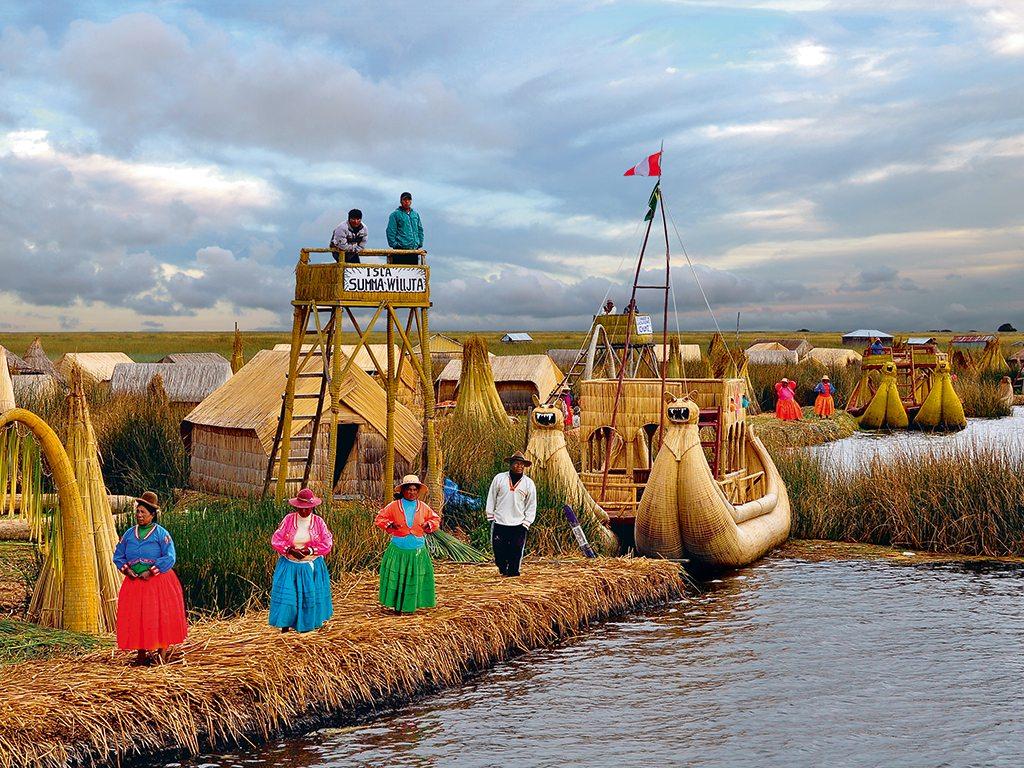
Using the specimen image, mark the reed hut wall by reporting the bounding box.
[159,352,231,365]
[437,354,563,412]
[806,347,862,366]
[11,374,59,401]
[745,349,800,365]
[110,362,232,406]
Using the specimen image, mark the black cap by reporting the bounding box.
[348,208,362,219]
[400,192,412,201]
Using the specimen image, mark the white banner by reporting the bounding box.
[635,315,653,335]
[343,266,426,294]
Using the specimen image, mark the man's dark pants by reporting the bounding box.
[491,523,527,576]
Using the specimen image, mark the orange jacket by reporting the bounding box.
[374,499,441,538]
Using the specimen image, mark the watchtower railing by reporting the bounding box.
[295,248,429,307]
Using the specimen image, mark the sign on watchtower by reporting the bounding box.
[264,248,440,505]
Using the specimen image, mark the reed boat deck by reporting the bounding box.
[0,559,684,768]
[578,377,751,522]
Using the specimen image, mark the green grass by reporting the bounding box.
[0,618,110,665]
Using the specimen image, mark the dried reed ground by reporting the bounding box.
[0,558,683,768]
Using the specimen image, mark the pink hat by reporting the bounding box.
[288,487,322,509]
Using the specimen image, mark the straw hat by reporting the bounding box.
[135,491,160,514]
[781,377,789,384]
[288,487,322,509]
[393,474,428,496]
[821,375,830,381]
[505,450,532,467]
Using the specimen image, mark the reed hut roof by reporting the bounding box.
[547,349,580,373]
[184,349,421,461]
[272,344,414,377]
[55,352,134,385]
[413,333,463,355]
[745,348,800,365]
[23,338,58,378]
[3,346,34,375]
[158,352,231,365]
[653,343,702,363]
[806,347,862,366]
[745,341,789,353]
[752,338,814,355]
[110,362,232,404]
[438,354,563,401]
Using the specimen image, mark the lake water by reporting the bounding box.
[172,553,1024,768]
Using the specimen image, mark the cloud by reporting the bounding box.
[789,42,832,69]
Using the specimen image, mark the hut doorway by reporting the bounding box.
[333,424,358,485]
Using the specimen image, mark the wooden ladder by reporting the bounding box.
[262,304,337,498]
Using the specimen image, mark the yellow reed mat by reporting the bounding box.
[0,558,683,768]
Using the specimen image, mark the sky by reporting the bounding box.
[0,0,1022,334]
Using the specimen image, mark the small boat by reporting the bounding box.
[634,393,790,568]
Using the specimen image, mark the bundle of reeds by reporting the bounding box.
[0,618,109,664]
[452,336,508,429]
[0,558,684,768]
[231,323,244,374]
[426,529,489,562]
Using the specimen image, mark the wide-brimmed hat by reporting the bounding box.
[781,377,789,383]
[505,450,532,467]
[393,474,428,496]
[135,491,160,514]
[821,375,830,381]
[289,488,322,509]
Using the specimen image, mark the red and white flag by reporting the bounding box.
[623,151,662,177]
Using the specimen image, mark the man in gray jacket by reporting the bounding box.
[385,192,423,265]
[330,209,368,264]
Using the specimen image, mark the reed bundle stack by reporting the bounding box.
[914,362,967,430]
[664,337,684,379]
[0,348,15,414]
[452,336,509,428]
[232,323,245,373]
[0,559,684,768]
[858,362,909,429]
[29,367,122,631]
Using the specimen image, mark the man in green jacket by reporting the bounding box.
[386,192,424,265]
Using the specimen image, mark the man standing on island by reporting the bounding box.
[330,209,368,264]
[485,451,537,578]
[386,192,424,265]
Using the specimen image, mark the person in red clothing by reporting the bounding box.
[813,375,836,418]
[774,378,802,421]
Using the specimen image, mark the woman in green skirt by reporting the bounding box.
[375,475,441,613]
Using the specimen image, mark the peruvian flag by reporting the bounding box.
[623,151,662,177]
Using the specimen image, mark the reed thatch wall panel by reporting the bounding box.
[745,349,800,365]
[159,352,231,365]
[437,354,563,408]
[56,353,135,385]
[111,362,232,405]
[806,347,862,366]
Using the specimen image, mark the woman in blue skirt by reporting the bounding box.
[269,487,334,632]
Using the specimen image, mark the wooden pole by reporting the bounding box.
[276,305,307,501]
[385,311,396,502]
[326,308,344,507]
[418,306,441,505]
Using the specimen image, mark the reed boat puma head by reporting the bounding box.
[881,360,898,376]
[935,360,951,374]
[531,394,563,429]
[663,392,700,426]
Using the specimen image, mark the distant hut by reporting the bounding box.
[948,334,1009,374]
[55,352,134,387]
[3,347,34,375]
[500,332,533,344]
[806,347,862,367]
[413,333,463,384]
[654,342,703,365]
[437,353,563,412]
[23,338,59,379]
[182,350,422,500]
[750,338,814,360]
[158,352,231,366]
[111,362,232,409]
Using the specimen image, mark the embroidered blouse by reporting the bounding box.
[271,513,334,559]
[374,499,441,550]
[113,523,177,574]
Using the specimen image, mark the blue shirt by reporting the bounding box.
[391,498,425,550]
[113,523,177,573]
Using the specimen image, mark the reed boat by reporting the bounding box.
[633,393,790,568]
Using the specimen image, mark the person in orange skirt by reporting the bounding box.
[112,491,188,665]
[813,375,836,418]
[774,378,802,420]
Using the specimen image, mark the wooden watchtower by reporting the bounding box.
[263,248,440,504]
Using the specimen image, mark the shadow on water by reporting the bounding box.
[170,553,1024,768]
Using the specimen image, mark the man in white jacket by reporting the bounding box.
[485,451,537,577]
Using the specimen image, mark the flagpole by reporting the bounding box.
[657,140,671,449]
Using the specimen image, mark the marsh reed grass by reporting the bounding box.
[0,558,684,768]
[776,443,1024,555]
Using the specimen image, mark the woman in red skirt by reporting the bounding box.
[112,491,188,665]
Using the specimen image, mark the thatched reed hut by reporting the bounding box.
[437,354,563,412]
[654,342,702,363]
[414,333,463,383]
[24,338,59,379]
[182,350,422,500]
[806,347,862,366]
[55,352,134,386]
[750,338,813,359]
[110,362,232,408]
[159,352,231,366]
[744,342,800,366]
[10,374,59,402]
[3,346,35,375]
[272,343,421,409]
